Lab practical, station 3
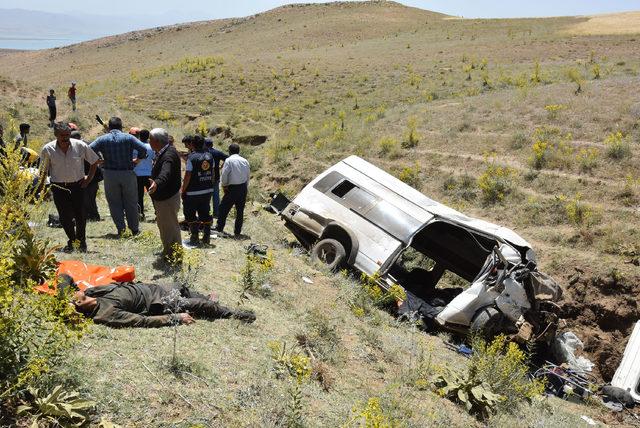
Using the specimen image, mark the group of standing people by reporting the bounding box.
[37,117,251,260]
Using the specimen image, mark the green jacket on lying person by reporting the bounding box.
[70,280,255,328]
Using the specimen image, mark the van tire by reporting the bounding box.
[311,239,346,271]
[470,307,505,338]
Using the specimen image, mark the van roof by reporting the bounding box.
[340,156,531,249]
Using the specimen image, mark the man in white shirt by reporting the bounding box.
[216,143,250,237]
[40,122,100,252]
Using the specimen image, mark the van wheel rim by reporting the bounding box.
[318,245,337,264]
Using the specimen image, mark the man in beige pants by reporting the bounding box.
[148,128,182,259]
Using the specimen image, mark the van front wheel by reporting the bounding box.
[311,239,346,271]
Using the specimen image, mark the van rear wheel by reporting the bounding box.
[311,239,346,271]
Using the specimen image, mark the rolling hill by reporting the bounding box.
[0,1,639,426]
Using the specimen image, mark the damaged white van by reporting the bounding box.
[271,156,562,340]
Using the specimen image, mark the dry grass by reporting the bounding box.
[1,1,639,425]
[566,11,640,35]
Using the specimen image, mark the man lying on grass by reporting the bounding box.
[62,275,256,328]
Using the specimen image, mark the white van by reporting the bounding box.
[272,156,562,338]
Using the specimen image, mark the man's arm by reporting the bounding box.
[149,153,175,195]
[130,136,148,160]
[37,153,50,192]
[181,171,192,195]
[220,161,229,189]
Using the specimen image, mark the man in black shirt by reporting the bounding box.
[46,90,57,128]
[181,135,214,245]
[204,138,228,217]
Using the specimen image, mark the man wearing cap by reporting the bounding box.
[40,122,100,252]
[90,117,148,236]
[68,82,77,111]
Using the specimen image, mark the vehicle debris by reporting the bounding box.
[552,331,595,373]
[612,321,640,403]
[271,156,562,341]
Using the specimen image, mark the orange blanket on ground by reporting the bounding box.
[36,260,136,294]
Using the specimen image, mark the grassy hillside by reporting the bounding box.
[1,1,639,426]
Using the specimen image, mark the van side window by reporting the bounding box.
[332,180,356,198]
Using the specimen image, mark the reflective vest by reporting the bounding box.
[186,151,214,195]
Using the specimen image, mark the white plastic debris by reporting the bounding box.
[580,415,597,426]
[552,332,595,373]
[302,276,314,284]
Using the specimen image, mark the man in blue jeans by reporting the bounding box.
[90,117,148,236]
[204,138,227,217]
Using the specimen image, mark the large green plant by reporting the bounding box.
[0,149,89,411]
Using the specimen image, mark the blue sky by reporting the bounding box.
[5,0,640,19]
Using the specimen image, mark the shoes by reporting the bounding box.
[232,310,256,323]
[78,241,87,252]
[62,244,74,253]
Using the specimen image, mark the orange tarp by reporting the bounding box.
[36,260,135,294]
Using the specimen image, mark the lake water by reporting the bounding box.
[0,37,87,50]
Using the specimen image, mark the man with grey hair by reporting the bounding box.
[40,122,100,252]
[148,128,182,259]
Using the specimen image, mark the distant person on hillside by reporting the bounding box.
[133,128,155,220]
[46,89,57,128]
[89,117,148,236]
[71,130,103,222]
[14,123,30,150]
[67,276,256,327]
[39,122,100,252]
[216,143,250,238]
[68,82,77,111]
[148,128,182,259]
[204,138,227,218]
[181,135,214,246]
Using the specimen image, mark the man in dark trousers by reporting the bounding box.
[204,137,227,217]
[181,135,214,245]
[71,130,103,221]
[216,143,250,238]
[46,89,57,128]
[90,117,148,236]
[39,123,100,252]
[148,128,182,259]
[68,82,77,111]
[68,277,256,328]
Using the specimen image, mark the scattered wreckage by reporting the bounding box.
[271,156,562,343]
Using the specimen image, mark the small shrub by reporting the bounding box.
[566,67,584,94]
[402,117,420,148]
[604,131,631,160]
[238,250,274,304]
[443,175,477,201]
[17,385,95,427]
[564,194,594,227]
[544,104,566,120]
[617,175,639,207]
[195,119,208,137]
[360,273,406,310]
[576,147,599,173]
[397,164,421,189]
[151,109,174,122]
[477,163,516,203]
[345,397,399,427]
[378,137,402,159]
[510,132,529,149]
[592,63,601,79]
